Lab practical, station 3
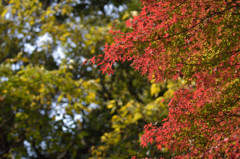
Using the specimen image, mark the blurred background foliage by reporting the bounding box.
[0,0,182,158]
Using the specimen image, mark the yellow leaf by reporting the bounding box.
[1,9,8,18]
[122,12,130,20]
[150,83,160,97]
[95,78,100,83]
[107,100,115,109]
[62,32,71,38]
[62,8,67,15]
[39,84,45,93]
[58,94,64,103]
[9,0,15,4]
[111,115,119,122]
[85,33,91,39]
[133,112,142,122]
[46,9,52,16]
[90,46,95,54]
[20,77,28,82]
[22,57,29,62]
[87,92,95,100]
[29,19,35,26]
[39,87,44,93]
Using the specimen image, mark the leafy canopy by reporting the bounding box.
[0,0,177,158]
[90,0,240,158]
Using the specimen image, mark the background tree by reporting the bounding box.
[0,0,181,158]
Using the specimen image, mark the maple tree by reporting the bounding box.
[89,0,240,158]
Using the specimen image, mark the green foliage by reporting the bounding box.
[0,55,99,158]
[90,78,185,158]
[0,0,182,158]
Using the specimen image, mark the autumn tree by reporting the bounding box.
[90,0,240,158]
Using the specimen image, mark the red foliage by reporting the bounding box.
[90,0,240,158]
